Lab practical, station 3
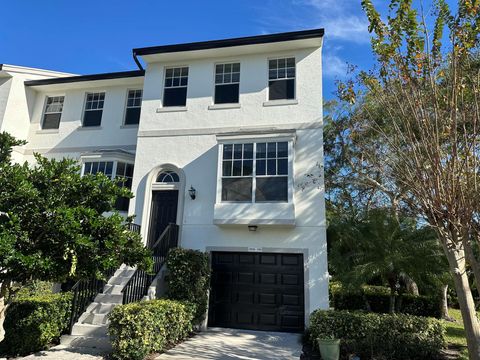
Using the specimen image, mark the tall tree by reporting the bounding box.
[333,1,480,358]
[0,132,152,342]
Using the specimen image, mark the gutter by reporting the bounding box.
[132,50,144,71]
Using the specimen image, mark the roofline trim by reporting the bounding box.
[133,28,325,57]
[24,70,145,86]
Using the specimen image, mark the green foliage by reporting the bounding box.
[331,284,442,318]
[108,299,195,360]
[0,132,152,296]
[329,208,448,296]
[165,248,211,323]
[0,292,72,356]
[309,310,445,360]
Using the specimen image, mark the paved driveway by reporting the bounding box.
[155,328,302,360]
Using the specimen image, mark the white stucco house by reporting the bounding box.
[0,28,328,335]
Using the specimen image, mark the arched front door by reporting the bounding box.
[146,170,181,248]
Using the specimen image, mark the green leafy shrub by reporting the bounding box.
[309,310,445,360]
[108,299,195,360]
[331,284,442,318]
[0,292,73,357]
[165,248,210,323]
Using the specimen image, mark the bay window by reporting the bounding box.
[82,160,134,212]
[221,141,289,203]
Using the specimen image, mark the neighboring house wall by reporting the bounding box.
[23,80,142,163]
[0,77,13,131]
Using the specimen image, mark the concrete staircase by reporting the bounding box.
[60,265,136,351]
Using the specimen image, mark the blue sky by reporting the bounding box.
[0,0,446,99]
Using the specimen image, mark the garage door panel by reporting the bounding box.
[281,273,302,285]
[209,251,304,332]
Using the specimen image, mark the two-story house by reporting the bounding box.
[0,28,328,335]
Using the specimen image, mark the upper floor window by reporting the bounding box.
[163,67,188,107]
[83,92,105,127]
[221,141,289,203]
[125,89,142,125]
[214,63,240,104]
[82,160,134,212]
[268,58,295,100]
[42,96,64,130]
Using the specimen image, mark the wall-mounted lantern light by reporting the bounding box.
[248,225,258,232]
[188,186,196,200]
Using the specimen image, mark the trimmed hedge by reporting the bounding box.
[108,299,195,360]
[166,248,210,324]
[309,310,445,360]
[0,292,73,357]
[331,284,442,318]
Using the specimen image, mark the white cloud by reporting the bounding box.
[254,0,370,45]
[323,53,348,78]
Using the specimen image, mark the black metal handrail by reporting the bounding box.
[122,223,179,304]
[68,267,116,333]
[67,223,140,333]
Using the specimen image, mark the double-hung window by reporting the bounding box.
[83,92,105,127]
[42,96,64,129]
[82,160,134,212]
[214,63,240,104]
[125,89,142,125]
[221,141,289,202]
[268,58,295,100]
[163,67,188,107]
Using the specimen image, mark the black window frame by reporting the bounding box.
[163,66,188,107]
[221,141,289,203]
[83,92,105,127]
[124,89,142,125]
[268,57,296,101]
[214,62,240,104]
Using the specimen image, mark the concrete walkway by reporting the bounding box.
[155,328,302,360]
[18,345,106,359]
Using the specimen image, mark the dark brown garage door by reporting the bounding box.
[208,251,305,332]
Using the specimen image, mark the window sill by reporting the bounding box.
[36,129,59,134]
[213,202,295,226]
[263,99,298,107]
[156,106,187,113]
[120,124,139,129]
[208,103,241,110]
[77,126,102,130]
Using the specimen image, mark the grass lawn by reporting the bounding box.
[444,308,469,360]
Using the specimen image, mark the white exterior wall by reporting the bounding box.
[23,81,142,163]
[131,45,329,319]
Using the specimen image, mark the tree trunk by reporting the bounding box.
[404,277,419,296]
[0,281,9,343]
[463,239,480,297]
[443,241,480,360]
[441,284,453,321]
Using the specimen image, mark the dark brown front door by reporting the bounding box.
[147,190,178,248]
[208,251,305,332]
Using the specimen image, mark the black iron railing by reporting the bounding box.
[122,223,179,304]
[67,223,140,333]
[128,222,141,234]
[68,267,115,333]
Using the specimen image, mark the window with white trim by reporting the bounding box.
[221,141,289,202]
[42,96,64,129]
[82,160,134,212]
[214,63,240,104]
[83,92,105,127]
[163,67,188,107]
[125,89,142,125]
[268,58,295,100]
